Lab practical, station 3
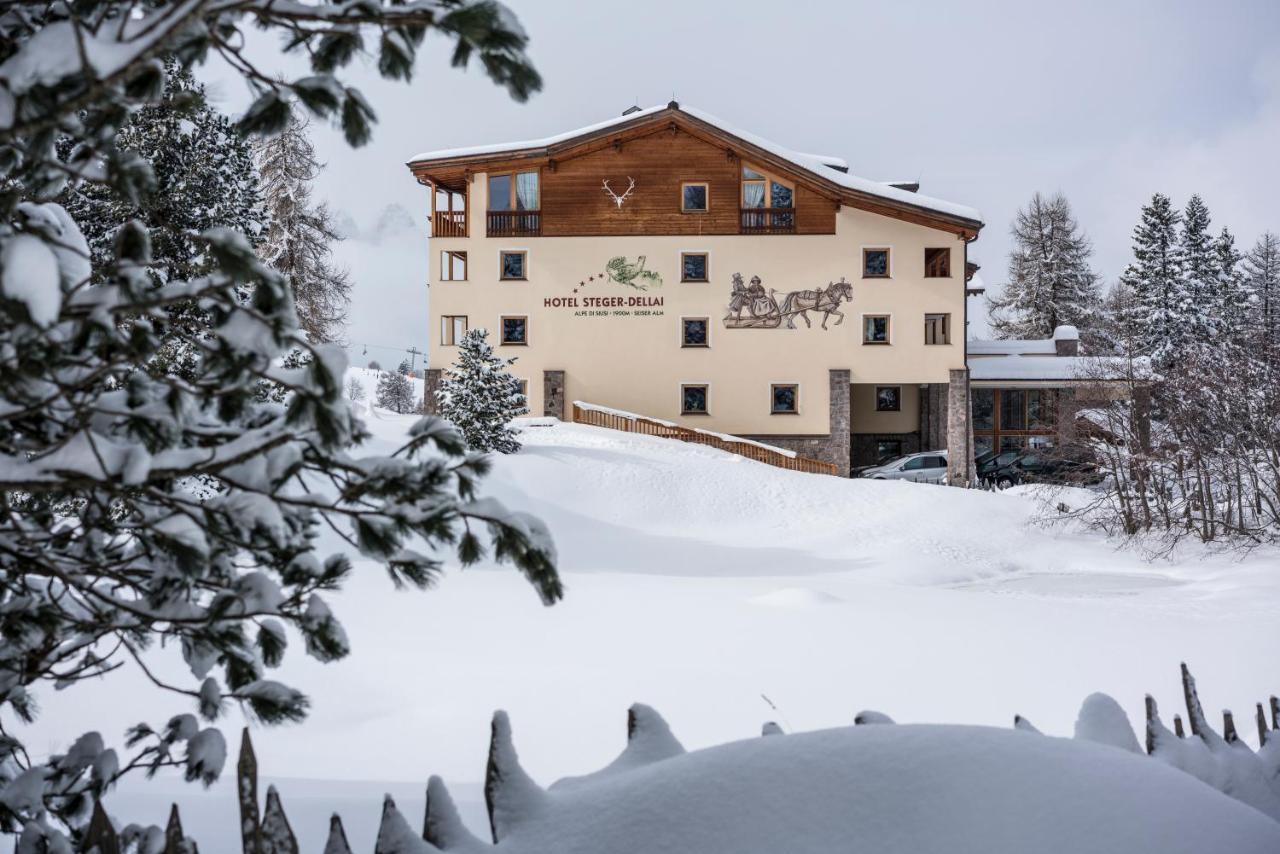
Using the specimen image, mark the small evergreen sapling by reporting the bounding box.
[436,329,529,454]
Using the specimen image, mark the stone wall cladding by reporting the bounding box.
[946,368,971,486]
[917,382,948,450]
[423,368,442,415]
[743,369,850,475]
[543,370,566,420]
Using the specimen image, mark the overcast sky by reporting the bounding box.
[205,0,1280,355]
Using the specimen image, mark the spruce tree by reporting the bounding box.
[376,365,416,413]
[436,329,529,454]
[256,113,352,345]
[1177,194,1217,342]
[987,191,1101,340]
[1213,227,1248,344]
[1119,193,1183,363]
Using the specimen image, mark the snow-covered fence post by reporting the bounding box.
[81,799,119,854]
[163,803,195,854]
[260,787,300,854]
[238,729,261,854]
[323,814,353,854]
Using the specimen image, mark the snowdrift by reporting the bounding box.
[390,705,1280,854]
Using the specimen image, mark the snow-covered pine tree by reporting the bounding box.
[1244,232,1280,355]
[377,363,416,413]
[255,112,351,345]
[1177,194,1218,343]
[987,191,1102,340]
[1213,227,1249,345]
[58,59,264,379]
[0,2,546,847]
[436,329,529,454]
[1119,193,1184,364]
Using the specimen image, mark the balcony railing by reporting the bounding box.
[487,210,541,237]
[432,210,467,238]
[740,207,796,235]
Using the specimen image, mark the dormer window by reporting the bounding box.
[741,165,794,234]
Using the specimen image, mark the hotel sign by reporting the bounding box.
[553,255,665,318]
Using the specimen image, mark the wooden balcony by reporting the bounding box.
[432,210,467,238]
[487,210,541,237]
[740,207,796,235]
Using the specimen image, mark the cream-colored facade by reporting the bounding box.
[428,182,967,436]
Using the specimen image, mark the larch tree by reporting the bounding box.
[255,112,351,345]
[0,1,552,848]
[987,191,1101,341]
[436,329,529,454]
[1244,232,1280,354]
[1119,193,1184,364]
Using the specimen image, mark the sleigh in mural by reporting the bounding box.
[724,273,853,330]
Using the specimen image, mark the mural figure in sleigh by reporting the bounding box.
[723,273,853,330]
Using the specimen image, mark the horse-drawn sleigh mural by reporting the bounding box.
[723,273,853,330]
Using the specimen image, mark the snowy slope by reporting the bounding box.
[22,406,1280,851]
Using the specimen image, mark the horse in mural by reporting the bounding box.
[775,278,853,330]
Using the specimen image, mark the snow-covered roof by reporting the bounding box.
[968,355,1146,382]
[407,103,981,225]
[968,339,1057,356]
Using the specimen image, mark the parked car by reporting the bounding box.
[985,450,1104,489]
[976,449,1023,483]
[859,450,949,484]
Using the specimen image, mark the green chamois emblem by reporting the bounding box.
[604,256,663,290]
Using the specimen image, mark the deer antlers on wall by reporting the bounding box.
[603,177,635,208]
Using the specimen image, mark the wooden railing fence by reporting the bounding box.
[486,210,541,237]
[739,207,796,234]
[71,664,1279,853]
[431,211,467,238]
[572,403,837,476]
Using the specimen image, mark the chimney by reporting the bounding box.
[1053,325,1080,356]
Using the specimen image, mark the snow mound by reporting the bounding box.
[748,587,845,608]
[440,713,1280,854]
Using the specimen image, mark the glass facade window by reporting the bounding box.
[682,253,709,282]
[1000,389,1027,430]
[771,384,798,414]
[501,316,527,345]
[876,386,901,412]
[681,385,708,415]
[864,249,890,277]
[681,318,709,347]
[864,315,890,344]
[973,388,995,430]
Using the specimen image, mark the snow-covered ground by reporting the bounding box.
[24,402,1280,850]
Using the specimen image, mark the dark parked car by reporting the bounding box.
[985,450,1103,489]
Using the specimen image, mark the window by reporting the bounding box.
[487,171,539,210]
[501,316,527,345]
[973,388,995,430]
[441,251,467,282]
[681,318,709,347]
[863,315,891,344]
[681,384,709,415]
[1000,389,1026,430]
[440,315,468,345]
[903,456,928,471]
[875,386,901,412]
[742,166,767,208]
[681,252,709,282]
[682,182,709,212]
[771,384,798,414]
[875,439,902,463]
[516,379,528,400]
[925,247,951,278]
[863,248,890,278]
[924,313,951,345]
[500,250,527,280]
